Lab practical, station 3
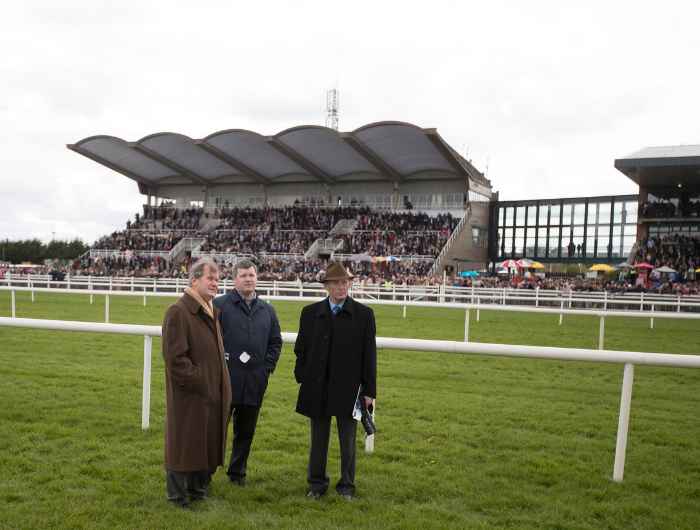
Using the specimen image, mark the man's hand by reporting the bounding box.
[363,396,374,409]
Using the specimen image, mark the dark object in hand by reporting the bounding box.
[360,399,376,435]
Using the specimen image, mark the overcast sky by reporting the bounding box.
[2,1,698,244]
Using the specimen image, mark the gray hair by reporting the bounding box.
[233,258,257,275]
[189,257,219,285]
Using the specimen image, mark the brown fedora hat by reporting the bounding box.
[322,261,353,283]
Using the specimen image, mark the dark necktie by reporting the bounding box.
[332,305,341,316]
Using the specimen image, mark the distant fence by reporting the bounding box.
[3,285,700,351]
[1,315,699,483]
[3,273,700,313]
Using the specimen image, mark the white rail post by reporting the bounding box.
[31,282,35,303]
[559,300,564,325]
[67,275,71,289]
[153,278,157,293]
[677,295,681,313]
[142,335,152,430]
[11,289,16,318]
[89,278,93,304]
[568,290,572,308]
[143,287,147,307]
[105,294,110,323]
[639,292,644,311]
[613,363,635,482]
[464,308,470,342]
[604,291,608,311]
[402,294,407,319]
[535,286,539,307]
[476,297,481,322]
[176,277,180,293]
[298,279,303,297]
[598,316,605,350]
[130,277,134,292]
[650,304,654,330]
[471,285,474,304]
[109,276,113,291]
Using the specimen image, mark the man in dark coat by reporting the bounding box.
[214,258,282,485]
[162,257,232,507]
[294,261,376,500]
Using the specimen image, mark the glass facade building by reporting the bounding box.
[492,195,638,261]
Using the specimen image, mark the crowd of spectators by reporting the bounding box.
[461,274,700,295]
[130,205,205,230]
[633,234,700,276]
[93,230,200,251]
[639,199,700,218]
[200,229,323,255]
[99,205,458,258]
[338,231,448,256]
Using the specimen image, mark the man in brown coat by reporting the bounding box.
[162,257,232,507]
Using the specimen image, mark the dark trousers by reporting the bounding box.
[227,404,261,480]
[308,416,357,495]
[166,469,212,505]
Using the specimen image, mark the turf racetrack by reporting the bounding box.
[1,291,699,529]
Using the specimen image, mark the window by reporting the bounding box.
[516,206,526,226]
[527,206,537,227]
[587,203,598,225]
[538,205,548,226]
[562,204,573,225]
[550,204,561,225]
[505,207,514,226]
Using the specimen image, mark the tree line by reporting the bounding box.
[0,239,89,264]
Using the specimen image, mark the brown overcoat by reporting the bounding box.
[162,292,232,472]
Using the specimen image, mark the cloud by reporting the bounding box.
[1,0,699,243]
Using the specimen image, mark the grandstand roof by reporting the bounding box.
[69,122,490,190]
[615,145,700,193]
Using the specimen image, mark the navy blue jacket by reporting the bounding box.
[214,290,282,407]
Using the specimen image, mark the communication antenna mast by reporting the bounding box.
[326,89,339,130]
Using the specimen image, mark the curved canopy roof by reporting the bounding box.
[69,121,490,189]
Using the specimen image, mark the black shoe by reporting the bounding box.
[306,490,323,500]
[168,498,190,509]
[338,491,354,501]
[229,476,246,486]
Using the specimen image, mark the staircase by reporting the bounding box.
[329,218,357,236]
[429,202,491,276]
[199,215,221,233]
[305,238,345,259]
[304,218,355,258]
[169,237,206,264]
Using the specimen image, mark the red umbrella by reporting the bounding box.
[633,262,654,270]
[498,259,520,269]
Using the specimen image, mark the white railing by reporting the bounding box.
[4,274,700,310]
[1,315,698,483]
[3,286,700,349]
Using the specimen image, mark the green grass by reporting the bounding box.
[1,291,699,529]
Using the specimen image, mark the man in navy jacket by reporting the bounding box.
[214,258,282,485]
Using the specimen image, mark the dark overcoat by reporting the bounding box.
[294,297,376,418]
[214,290,282,407]
[162,292,232,472]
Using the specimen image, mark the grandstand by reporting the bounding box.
[69,122,493,281]
[68,127,700,290]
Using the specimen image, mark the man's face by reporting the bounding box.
[325,278,350,304]
[235,266,257,297]
[192,266,219,301]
